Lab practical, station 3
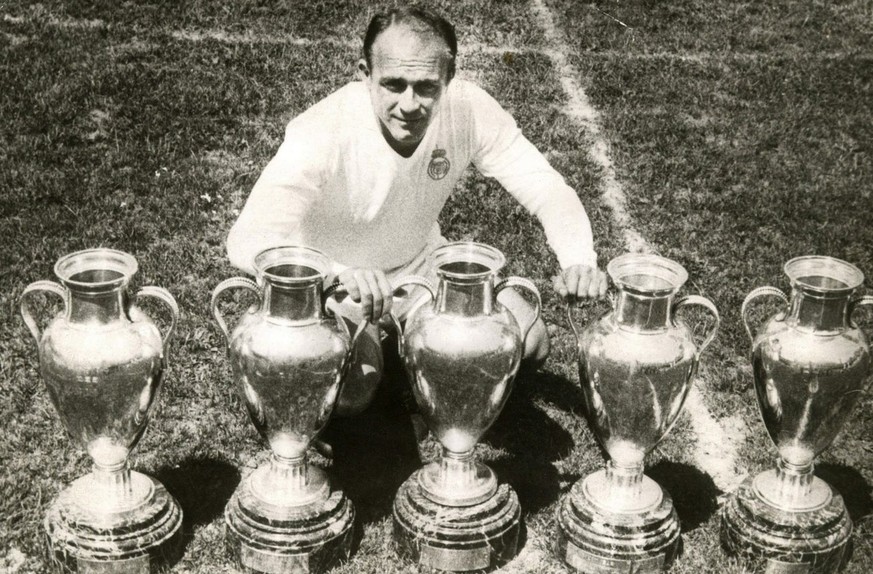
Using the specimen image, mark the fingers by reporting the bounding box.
[337,268,392,322]
[596,271,608,298]
[552,273,568,299]
[559,265,609,303]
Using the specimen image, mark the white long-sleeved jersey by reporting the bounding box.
[227,79,597,278]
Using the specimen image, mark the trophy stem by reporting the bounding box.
[773,458,815,506]
[751,457,831,512]
[272,453,309,493]
[418,448,498,507]
[439,448,477,489]
[582,460,662,514]
[70,460,154,515]
[604,460,645,505]
[93,460,135,501]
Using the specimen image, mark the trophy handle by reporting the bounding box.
[385,276,436,355]
[496,276,542,348]
[849,295,873,336]
[211,277,261,343]
[741,286,788,344]
[322,281,371,357]
[135,286,180,364]
[564,292,616,350]
[20,280,68,345]
[673,294,721,357]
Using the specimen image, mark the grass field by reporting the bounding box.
[2,1,872,572]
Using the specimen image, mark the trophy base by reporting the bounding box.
[555,476,680,573]
[393,469,521,572]
[721,475,852,573]
[44,472,183,573]
[225,473,355,574]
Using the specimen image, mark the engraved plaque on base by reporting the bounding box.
[421,545,490,571]
[241,545,308,574]
[77,555,150,574]
[564,543,665,574]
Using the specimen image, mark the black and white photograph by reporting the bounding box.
[2,1,872,573]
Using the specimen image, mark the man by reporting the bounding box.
[227,7,607,414]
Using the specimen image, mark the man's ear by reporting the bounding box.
[357,59,370,81]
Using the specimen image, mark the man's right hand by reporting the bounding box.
[337,268,394,323]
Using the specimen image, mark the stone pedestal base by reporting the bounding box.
[555,478,680,573]
[225,477,354,574]
[721,476,851,573]
[393,469,521,572]
[45,473,183,573]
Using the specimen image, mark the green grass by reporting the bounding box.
[2,1,873,572]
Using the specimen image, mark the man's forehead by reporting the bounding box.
[370,23,451,69]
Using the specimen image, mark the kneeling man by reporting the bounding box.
[227,7,607,414]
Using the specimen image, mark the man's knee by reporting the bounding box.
[334,320,383,416]
[496,287,550,369]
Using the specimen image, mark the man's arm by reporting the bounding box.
[468,83,606,299]
[227,122,329,276]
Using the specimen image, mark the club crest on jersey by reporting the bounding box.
[427,148,450,180]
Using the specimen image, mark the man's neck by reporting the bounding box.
[379,123,421,159]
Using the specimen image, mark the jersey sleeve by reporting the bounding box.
[468,83,598,269]
[226,104,336,275]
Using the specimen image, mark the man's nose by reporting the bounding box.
[398,87,420,114]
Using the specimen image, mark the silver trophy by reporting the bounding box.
[392,241,541,572]
[557,253,719,572]
[20,248,183,573]
[722,255,873,572]
[211,246,368,574]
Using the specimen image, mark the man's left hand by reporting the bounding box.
[553,264,608,303]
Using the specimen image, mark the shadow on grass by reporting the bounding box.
[321,346,422,527]
[154,457,241,551]
[648,460,720,531]
[486,369,579,512]
[520,368,587,415]
[816,463,873,522]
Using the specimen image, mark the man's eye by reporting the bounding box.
[383,81,405,93]
[416,83,439,97]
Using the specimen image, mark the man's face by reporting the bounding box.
[360,24,452,155]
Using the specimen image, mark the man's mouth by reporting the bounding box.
[396,117,425,126]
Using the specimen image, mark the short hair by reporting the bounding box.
[363,7,457,80]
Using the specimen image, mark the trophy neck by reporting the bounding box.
[67,288,126,325]
[784,255,862,332]
[614,289,674,330]
[607,253,686,331]
[54,248,137,326]
[430,242,505,317]
[436,276,495,316]
[264,281,323,321]
[787,287,851,332]
[254,247,330,322]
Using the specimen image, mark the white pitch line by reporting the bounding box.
[6,13,868,62]
[530,1,648,255]
[530,0,746,493]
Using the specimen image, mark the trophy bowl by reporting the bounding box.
[20,248,183,573]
